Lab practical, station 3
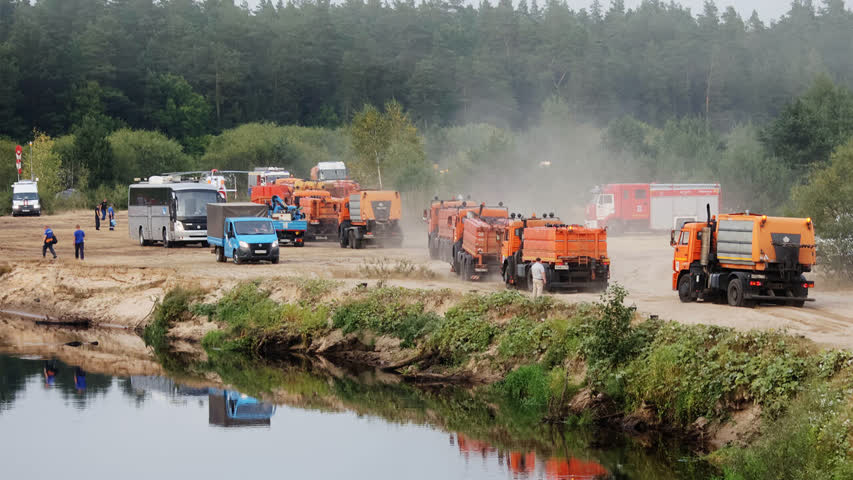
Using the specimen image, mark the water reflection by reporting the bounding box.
[0,354,712,479]
[454,433,609,479]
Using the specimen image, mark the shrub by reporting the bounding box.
[142,287,199,352]
[428,303,497,364]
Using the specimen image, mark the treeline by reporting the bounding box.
[0,0,851,140]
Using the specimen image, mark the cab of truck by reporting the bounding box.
[11,180,41,216]
[221,217,279,264]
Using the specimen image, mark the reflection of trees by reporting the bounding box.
[0,356,43,413]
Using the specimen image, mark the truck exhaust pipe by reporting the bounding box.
[706,203,711,225]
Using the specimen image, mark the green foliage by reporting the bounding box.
[429,301,498,364]
[496,364,551,411]
[73,114,117,188]
[762,75,853,170]
[717,384,853,479]
[580,285,638,370]
[145,73,212,154]
[332,287,440,348]
[199,122,346,175]
[142,287,200,353]
[791,139,853,279]
[292,278,340,304]
[108,129,190,183]
[350,101,432,191]
[497,318,554,360]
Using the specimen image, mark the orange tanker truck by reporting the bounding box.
[501,214,610,292]
[672,206,816,307]
[338,190,403,248]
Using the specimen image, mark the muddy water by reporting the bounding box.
[0,354,712,479]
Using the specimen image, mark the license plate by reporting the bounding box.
[555,265,569,270]
[254,250,267,254]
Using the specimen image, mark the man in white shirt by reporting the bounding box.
[531,257,546,298]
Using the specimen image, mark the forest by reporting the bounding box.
[0,0,852,265]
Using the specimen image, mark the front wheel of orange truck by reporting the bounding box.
[678,275,694,303]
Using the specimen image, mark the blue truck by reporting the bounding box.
[268,194,307,247]
[207,203,280,264]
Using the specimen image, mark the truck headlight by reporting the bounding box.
[239,241,249,249]
[272,240,279,248]
[175,221,184,231]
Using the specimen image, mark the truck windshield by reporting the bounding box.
[318,169,347,181]
[235,221,274,235]
[12,192,38,200]
[175,190,220,218]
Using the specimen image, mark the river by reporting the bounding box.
[0,353,714,479]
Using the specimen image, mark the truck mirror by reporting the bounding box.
[422,209,428,221]
[670,230,677,246]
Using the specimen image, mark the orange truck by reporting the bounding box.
[321,179,361,198]
[424,198,473,260]
[428,201,508,279]
[338,190,403,248]
[292,189,342,241]
[501,214,610,292]
[451,203,509,280]
[672,207,816,307]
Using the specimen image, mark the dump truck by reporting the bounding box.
[586,183,721,233]
[338,190,403,248]
[672,207,816,307]
[321,179,361,198]
[292,189,342,241]
[502,214,610,292]
[207,203,279,264]
[424,197,474,260]
[449,204,509,281]
[310,161,348,181]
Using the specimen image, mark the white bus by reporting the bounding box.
[128,178,223,247]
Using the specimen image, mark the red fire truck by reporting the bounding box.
[585,183,721,234]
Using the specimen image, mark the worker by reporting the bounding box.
[108,204,116,231]
[73,224,85,260]
[100,198,108,220]
[94,205,101,231]
[42,225,57,259]
[531,257,546,298]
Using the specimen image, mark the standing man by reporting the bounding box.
[100,198,108,220]
[531,257,546,299]
[42,225,57,259]
[74,224,85,260]
[94,205,101,231]
[108,204,116,231]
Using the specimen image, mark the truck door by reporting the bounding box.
[632,187,650,220]
[225,222,236,257]
[595,194,615,221]
[673,229,692,273]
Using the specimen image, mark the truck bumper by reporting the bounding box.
[744,294,815,302]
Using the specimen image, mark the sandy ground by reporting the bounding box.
[1,209,852,349]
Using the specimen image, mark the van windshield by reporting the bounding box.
[13,192,38,200]
[235,221,274,235]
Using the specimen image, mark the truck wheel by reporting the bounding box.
[525,269,534,292]
[678,275,695,303]
[162,228,171,248]
[428,236,438,259]
[271,256,280,265]
[348,230,356,249]
[339,229,349,248]
[138,227,146,247]
[727,278,746,307]
[790,277,808,307]
[216,247,225,263]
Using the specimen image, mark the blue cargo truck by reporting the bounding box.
[207,203,280,264]
[268,195,308,247]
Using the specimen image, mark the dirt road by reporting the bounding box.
[1,210,852,348]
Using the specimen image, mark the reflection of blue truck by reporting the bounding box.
[207,203,280,264]
[208,388,276,427]
[269,195,307,247]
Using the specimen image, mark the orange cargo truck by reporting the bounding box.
[292,189,342,241]
[453,204,509,280]
[424,198,474,260]
[672,207,816,307]
[501,214,609,292]
[338,190,403,248]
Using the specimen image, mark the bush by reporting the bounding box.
[332,287,440,347]
[428,303,497,364]
[142,287,199,352]
[580,285,639,369]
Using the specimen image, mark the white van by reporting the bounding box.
[11,180,40,216]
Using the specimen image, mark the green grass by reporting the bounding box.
[142,287,200,352]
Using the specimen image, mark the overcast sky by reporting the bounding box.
[243,0,793,22]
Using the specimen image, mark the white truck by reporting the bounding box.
[11,180,40,216]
